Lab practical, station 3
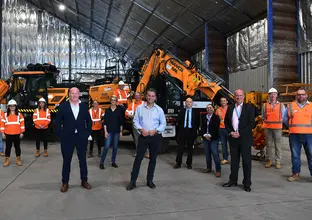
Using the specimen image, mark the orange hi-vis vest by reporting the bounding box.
[216,106,228,128]
[263,102,283,129]
[125,100,144,118]
[113,88,129,104]
[288,101,312,134]
[0,113,25,135]
[89,108,104,130]
[33,108,51,129]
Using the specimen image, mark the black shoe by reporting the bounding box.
[126,181,136,191]
[174,164,181,169]
[99,164,105,169]
[147,181,156,189]
[222,181,238,187]
[244,186,251,192]
[87,152,93,158]
[203,168,212,173]
[187,165,192,169]
[112,163,118,168]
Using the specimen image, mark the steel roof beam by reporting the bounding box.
[223,0,253,20]
[137,0,197,59]
[100,0,113,43]
[122,0,163,56]
[90,0,95,34]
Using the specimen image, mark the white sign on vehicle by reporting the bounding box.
[104,87,111,91]
[173,101,212,109]
[161,125,176,138]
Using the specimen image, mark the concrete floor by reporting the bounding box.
[0,136,312,220]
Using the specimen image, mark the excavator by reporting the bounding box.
[127,45,265,155]
[0,63,68,133]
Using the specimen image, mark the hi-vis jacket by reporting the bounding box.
[33,108,51,129]
[263,102,283,129]
[113,88,130,104]
[288,101,312,134]
[216,106,228,129]
[125,100,144,118]
[89,107,104,130]
[0,112,25,135]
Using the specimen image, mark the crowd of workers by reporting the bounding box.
[0,81,311,193]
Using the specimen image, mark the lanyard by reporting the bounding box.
[234,106,241,119]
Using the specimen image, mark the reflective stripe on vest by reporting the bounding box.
[288,102,312,133]
[89,108,102,122]
[263,102,283,129]
[117,90,128,101]
[4,113,21,125]
[33,109,50,122]
[126,101,145,115]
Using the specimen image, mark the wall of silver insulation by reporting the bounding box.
[1,0,130,82]
[227,18,268,74]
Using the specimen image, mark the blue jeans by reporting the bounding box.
[289,134,312,176]
[219,128,229,160]
[0,133,3,152]
[100,132,120,164]
[203,139,221,172]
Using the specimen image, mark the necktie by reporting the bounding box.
[186,110,189,128]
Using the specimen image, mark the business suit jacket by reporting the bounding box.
[201,114,220,141]
[177,108,200,138]
[55,101,92,140]
[224,103,255,147]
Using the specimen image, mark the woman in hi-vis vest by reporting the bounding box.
[33,98,51,157]
[0,99,25,167]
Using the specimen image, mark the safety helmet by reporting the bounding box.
[38,97,46,103]
[118,80,125,85]
[268,88,278,94]
[8,99,17,106]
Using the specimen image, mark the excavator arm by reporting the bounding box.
[136,46,234,104]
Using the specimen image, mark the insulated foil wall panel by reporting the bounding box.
[227,18,268,73]
[2,0,38,78]
[298,0,312,53]
[300,52,312,84]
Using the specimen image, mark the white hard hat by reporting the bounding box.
[8,99,17,105]
[268,88,278,94]
[118,80,125,85]
[38,97,46,103]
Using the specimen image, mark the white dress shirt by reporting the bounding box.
[232,103,243,132]
[70,100,81,133]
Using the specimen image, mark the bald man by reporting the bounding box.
[223,89,255,192]
[174,97,200,169]
[56,87,92,193]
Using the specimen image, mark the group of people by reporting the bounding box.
[0,98,51,166]
[1,83,311,193]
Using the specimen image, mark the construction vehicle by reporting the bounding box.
[0,63,68,135]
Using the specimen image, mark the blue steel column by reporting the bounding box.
[69,25,72,81]
[0,0,2,78]
[267,0,273,88]
[205,22,209,71]
[225,39,229,89]
[296,0,301,82]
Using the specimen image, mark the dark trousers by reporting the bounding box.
[89,129,102,153]
[61,133,88,184]
[35,128,48,150]
[229,139,252,187]
[5,134,21,157]
[131,134,161,182]
[176,128,195,166]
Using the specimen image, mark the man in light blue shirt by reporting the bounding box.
[126,88,166,190]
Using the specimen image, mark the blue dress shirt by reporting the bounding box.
[184,108,192,128]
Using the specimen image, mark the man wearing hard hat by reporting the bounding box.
[113,80,130,106]
[263,88,285,169]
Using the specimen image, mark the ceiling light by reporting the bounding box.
[59,4,66,11]
[115,37,121,42]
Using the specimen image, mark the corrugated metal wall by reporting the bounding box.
[229,65,268,93]
[300,52,312,83]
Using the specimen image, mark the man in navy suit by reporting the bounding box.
[56,87,92,193]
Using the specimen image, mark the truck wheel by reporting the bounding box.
[159,138,170,154]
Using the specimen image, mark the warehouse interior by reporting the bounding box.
[1,0,312,219]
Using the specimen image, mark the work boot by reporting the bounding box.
[3,157,11,167]
[288,173,300,182]
[275,162,281,169]
[0,152,4,157]
[43,150,48,157]
[16,156,22,166]
[35,150,40,157]
[221,160,228,165]
[265,160,272,168]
